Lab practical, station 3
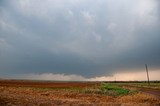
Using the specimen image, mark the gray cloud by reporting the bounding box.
[0,0,160,79]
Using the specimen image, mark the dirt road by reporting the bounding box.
[139,89,160,98]
[120,84,160,98]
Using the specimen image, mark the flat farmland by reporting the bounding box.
[0,80,159,106]
[0,80,98,88]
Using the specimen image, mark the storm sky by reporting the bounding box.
[0,0,160,80]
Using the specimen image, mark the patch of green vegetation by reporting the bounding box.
[80,83,134,96]
[100,83,130,96]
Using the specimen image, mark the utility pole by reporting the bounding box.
[145,64,150,85]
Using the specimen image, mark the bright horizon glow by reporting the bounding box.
[2,70,160,81]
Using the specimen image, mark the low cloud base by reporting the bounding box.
[3,70,160,81]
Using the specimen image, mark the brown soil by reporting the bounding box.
[0,80,98,88]
[139,89,160,98]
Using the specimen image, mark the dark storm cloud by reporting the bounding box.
[0,0,160,78]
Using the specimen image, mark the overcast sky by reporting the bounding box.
[0,0,160,80]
